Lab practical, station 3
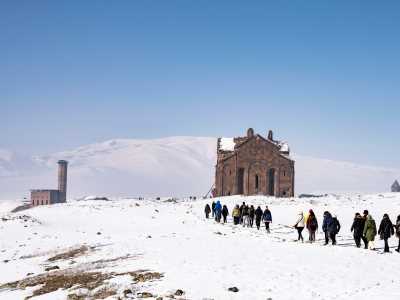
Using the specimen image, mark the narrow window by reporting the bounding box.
[255,175,259,190]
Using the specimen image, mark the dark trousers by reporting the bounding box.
[265,222,270,232]
[398,238,400,251]
[249,217,254,227]
[354,235,361,248]
[205,212,209,219]
[233,216,240,225]
[329,232,337,245]
[297,227,304,241]
[384,238,390,252]
[222,214,227,223]
[361,236,368,249]
[308,230,316,242]
[255,219,261,230]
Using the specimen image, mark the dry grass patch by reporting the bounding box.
[47,246,91,262]
[0,269,163,300]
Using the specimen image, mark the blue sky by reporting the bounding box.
[1,1,399,167]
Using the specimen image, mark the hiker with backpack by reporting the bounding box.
[222,205,229,223]
[262,206,272,233]
[249,205,255,227]
[255,206,263,230]
[363,214,377,250]
[327,215,341,245]
[395,215,400,253]
[351,212,364,248]
[232,205,241,225]
[378,214,395,253]
[294,211,305,242]
[204,204,211,219]
[214,201,222,223]
[242,205,250,227]
[306,209,318,242]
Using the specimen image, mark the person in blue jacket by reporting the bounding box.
[214,201,222,223]
[322,211,332,245]
[262,206,272,233]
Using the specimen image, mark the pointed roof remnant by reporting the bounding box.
[391,180,400,192]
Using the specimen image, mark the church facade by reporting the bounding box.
[214,128,295,197]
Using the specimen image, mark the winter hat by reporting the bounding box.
[363,210,369,215]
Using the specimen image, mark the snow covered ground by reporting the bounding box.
[1,193,400,299]
[1,136,400,200]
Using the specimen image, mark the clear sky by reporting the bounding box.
[1,1,399,167]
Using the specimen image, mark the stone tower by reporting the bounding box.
[58,160,68,202]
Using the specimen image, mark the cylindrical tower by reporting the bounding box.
[58,160,68,202]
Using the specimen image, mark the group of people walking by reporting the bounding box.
[204,202,400,253]
[205,201,272,232]
[350,210,400,252]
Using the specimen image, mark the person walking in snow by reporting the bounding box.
[361,210,369,249]
[395,215,400,253]
[239,202,246,224]
[363,214,377,250]
[262,206,272,233]
[204,204,211,219]
[249,205,255,227]
[327,215,341,245]
[306,209,318,242]
[211,201,216,218]
[222,205,229,223]
[255,206,263,230]
[242,205,250,227]
[322,211,332,245]
[378,214,395,253]
[232,205,241,225]
[214,201,222,223]
[351,213,364,248]
[294,211,305,242]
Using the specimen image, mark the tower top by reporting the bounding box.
[58,160,68,164]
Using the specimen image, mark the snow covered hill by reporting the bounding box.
[1,137,400,200]
[1,193,400,299]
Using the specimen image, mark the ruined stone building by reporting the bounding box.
[391,180,400,192]
[215,128,294,197]
[31,160,68,206]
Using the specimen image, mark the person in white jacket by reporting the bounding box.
[294,211,305,242]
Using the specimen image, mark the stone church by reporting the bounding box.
[214,128,295,197]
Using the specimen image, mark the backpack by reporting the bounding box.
[309,216,318,231]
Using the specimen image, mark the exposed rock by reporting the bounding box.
[175,289,185,296]
[137,292,154,298]
[228,287,239,292]
[45,266,60,271]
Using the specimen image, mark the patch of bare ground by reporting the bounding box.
[47,245,92,262]
[0,268,163,300]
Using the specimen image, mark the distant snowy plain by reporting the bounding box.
[1,136,400,200]
[1,193,400,299]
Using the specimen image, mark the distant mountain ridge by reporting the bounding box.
[0,137,399,200]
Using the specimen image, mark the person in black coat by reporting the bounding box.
[211,201,216,218]
[255,206,263,230]
[360,210,369,249]
[204,204,211,219]
[239,202,246,224]
[378,213,395,253]
[249,205,255,227]
[327,215,341,245]
[351,213,364,248]
[222,205,229,223]
[395,215,400,253]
